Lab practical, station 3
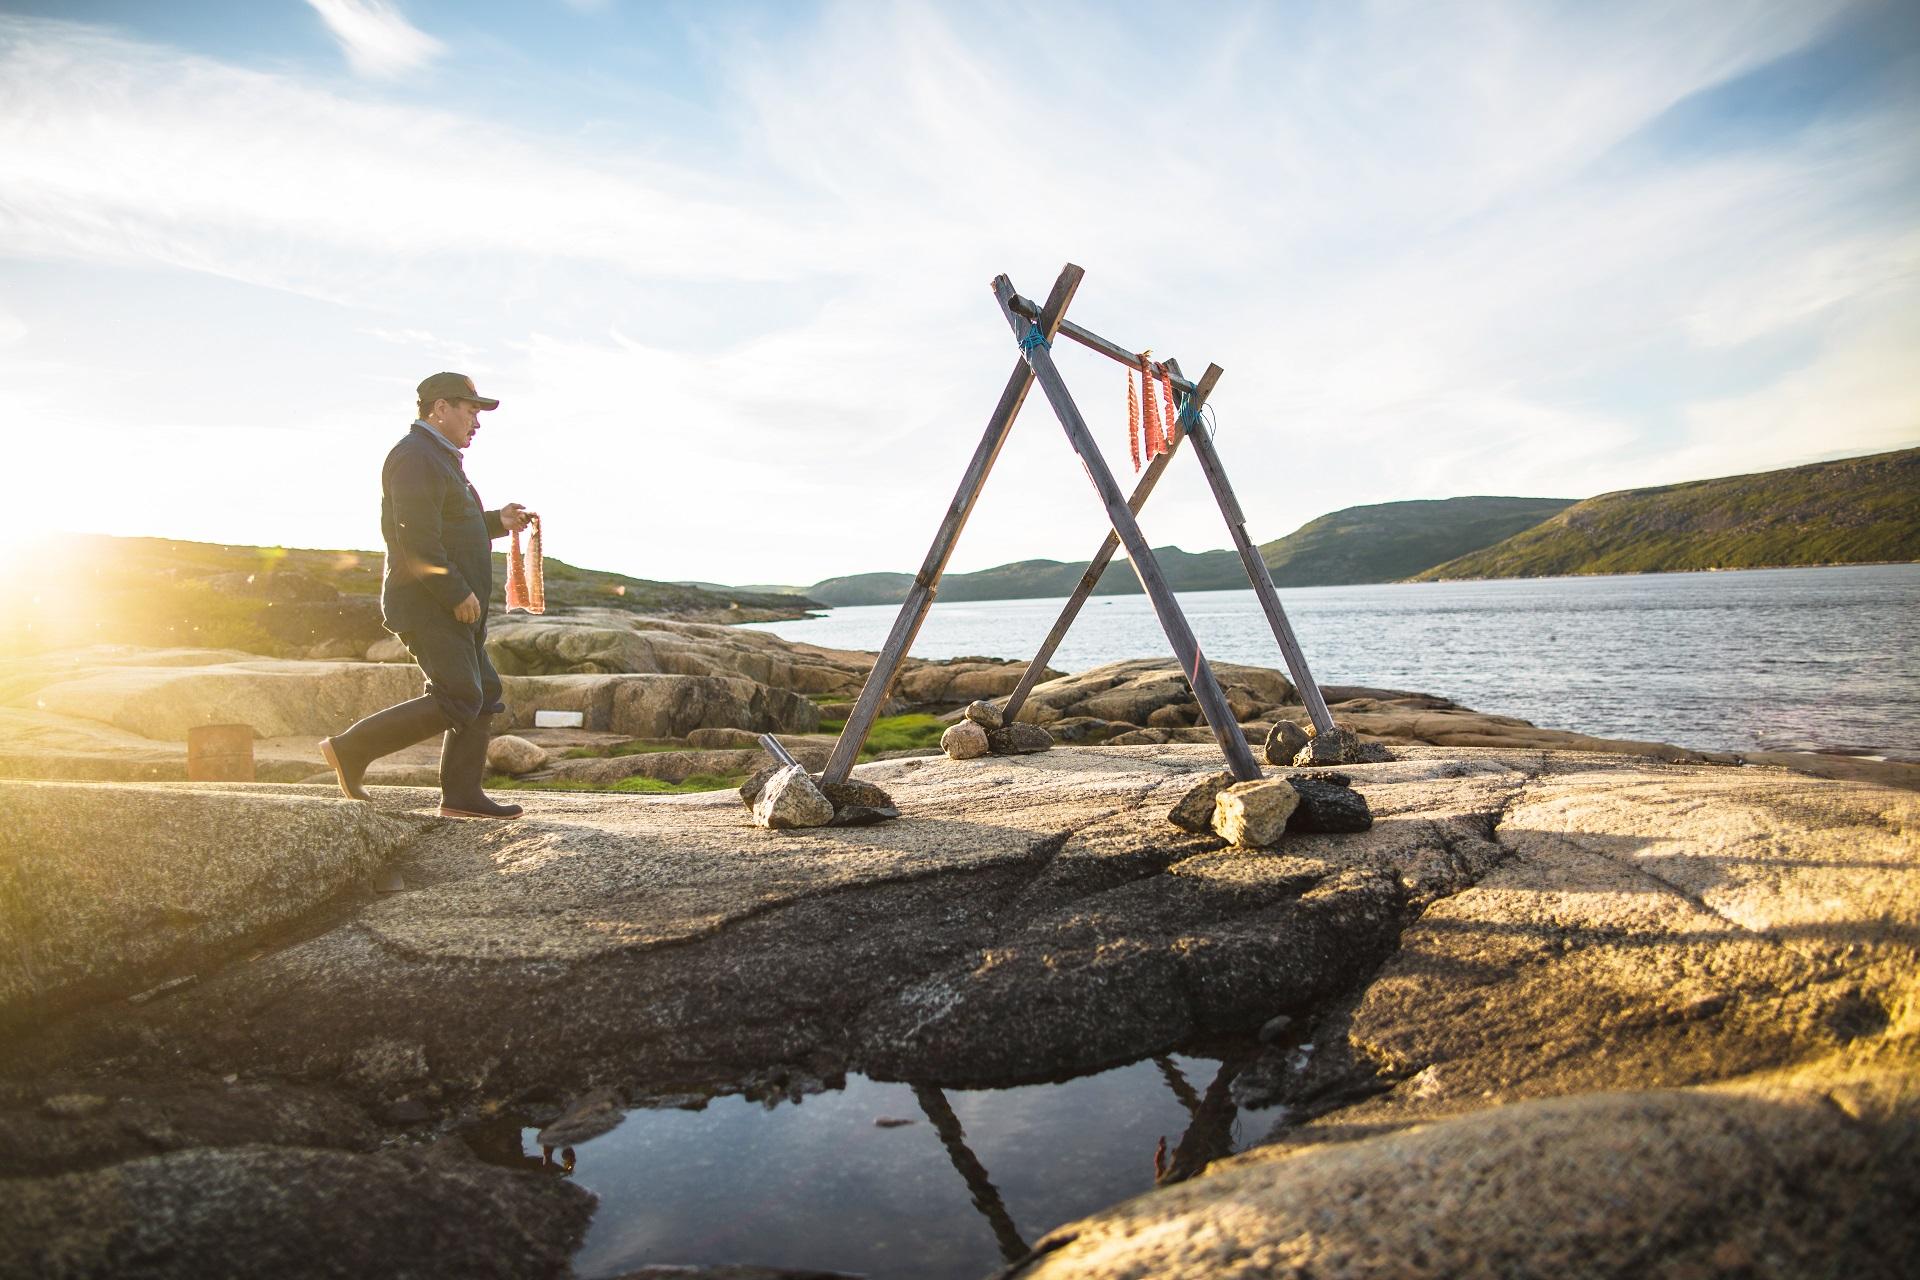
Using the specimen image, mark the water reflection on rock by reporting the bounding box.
[468,1045,1273,1280]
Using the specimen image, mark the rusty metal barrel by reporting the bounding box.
[186,724,256,782]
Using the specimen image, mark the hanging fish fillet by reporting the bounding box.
[506,515,545,614]
[1159,366,1182,445]
[1140,353,1167,461]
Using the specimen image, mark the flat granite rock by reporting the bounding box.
[0,780,425,1034]
[1001,1063,1920,1279]
[2,747,1914,1279]
[0,1144,592,1280]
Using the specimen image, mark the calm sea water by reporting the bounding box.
[744,565,1920,761]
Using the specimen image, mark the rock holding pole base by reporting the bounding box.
[962,700,1004,730]
[819,779,900,827]
[1287,771,1374,833]
[1168,771,1235,834]
[1292,722,1391,767]
[1169,768,1373,839]
[942,716,1052,760]
[987,723,1053,755]
[1212,779,1300,848]
[941,720,991,760]
[1264,721,1310,766]
[743,742,900,828]
[752,764,834,830]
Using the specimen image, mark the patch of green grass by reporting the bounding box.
[813,712,948,759]
[806,712,950,758]
[862,713,948,754]
[530,713,947,780]
[487,772,745,794]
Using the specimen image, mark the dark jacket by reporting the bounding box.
[379,422,506,633]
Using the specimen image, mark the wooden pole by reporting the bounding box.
[998,362,1223,724]
[819,265,1084,785]
[1007,293,1200,393]
[1177,375,1336,736]
[993,274,1262,783]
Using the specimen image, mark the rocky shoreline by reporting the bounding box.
[3,606,1911,794]
[2,606,1916,1277]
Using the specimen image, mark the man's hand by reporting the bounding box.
[501,503,538,533]
[453,593,482,624]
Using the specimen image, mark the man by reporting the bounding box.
[320,372,536,819]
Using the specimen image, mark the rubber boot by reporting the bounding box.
[438,713,523,820]
[319,696,451,801]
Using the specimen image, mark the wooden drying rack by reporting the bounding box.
[807,263,1335,789]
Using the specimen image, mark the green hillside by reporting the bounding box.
[805,497,1573,605]
[807,548,1248,607]
[1258,496,1577,586]
[1414,447,1920,580]
[60,535,816,615]
[9,535,817,656]
[807,572,917,606]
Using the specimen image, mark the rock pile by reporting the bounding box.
[1265,719,1392,767]
[739,766,900,830]
[941,699,1054,761]
[1168,768,1374,847]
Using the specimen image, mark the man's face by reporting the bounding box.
[434,397,488,448]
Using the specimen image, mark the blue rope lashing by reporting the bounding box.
[1018,324,1051,353]
[1175,394,1203,431]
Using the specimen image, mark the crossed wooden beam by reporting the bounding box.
[820,263,1335,788]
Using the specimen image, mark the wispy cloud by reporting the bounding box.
[303,0,442,79]
[0,2,1912,582]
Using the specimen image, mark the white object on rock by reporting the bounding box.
[753,764,834,830]
[1212,779,1300,848]
[941,720,991,760]
[534,710,586,729]
[486,735,548,776]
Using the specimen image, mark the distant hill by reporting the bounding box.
[1258,496,1577,586]
[1414,447,1920,580]
[804,496,1574,605]
[11,536,819,656]
[807,572,917,607]
[806,548,1248,607]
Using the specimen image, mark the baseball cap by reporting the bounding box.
[417,371,500,410]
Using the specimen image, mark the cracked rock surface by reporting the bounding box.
[3,746,1915,1278]
[998,756,1920,1280]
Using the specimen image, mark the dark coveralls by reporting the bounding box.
[379,421,508,729]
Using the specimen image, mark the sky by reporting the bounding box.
[0,0,1915,588]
